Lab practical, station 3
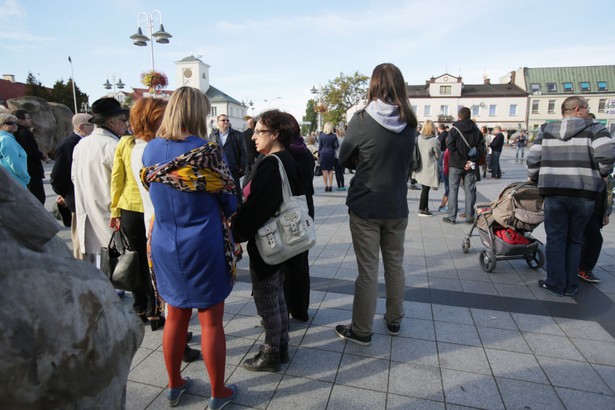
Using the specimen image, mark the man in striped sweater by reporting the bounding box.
[527,96,615,297]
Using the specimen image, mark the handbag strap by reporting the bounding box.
[268,154,293,212]
[450,126,471,148]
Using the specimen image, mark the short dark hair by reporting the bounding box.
[258,109,294,147]
[458,107,471,120]
[12,109,29,120]
[561,96,586,115]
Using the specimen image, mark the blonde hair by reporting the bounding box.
[336,126,346,137]
[158,86,210,140]
[0,113,18,124]
[323,122,334,134]
[421,120,435,136]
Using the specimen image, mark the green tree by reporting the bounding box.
[24,72,50,99]
[302,98,318,133]
[49,79,90,114]
[321,71,369,125]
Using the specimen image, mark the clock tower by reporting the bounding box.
[175,55,210,93]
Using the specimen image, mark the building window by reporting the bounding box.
[440,85,451,95]
[424,105,431,116]
[411,105,418,114]
[489,104,496,116]
[598,99,606,113]
[532,100,539,114]
[598,81,608,91]
[580,81,590,92]
[471,105,480,116]
[548,100,556,114]
[211,106,217,116]
[440,105,449,116]
[547,83,557,93]
[563,82,573,92]
[509,104,518,116]
[530,83,540,93]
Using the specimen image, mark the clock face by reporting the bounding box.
[184,68,192,78]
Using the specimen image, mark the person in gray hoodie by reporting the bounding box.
[527,96,615,297]
[336,63,417,345]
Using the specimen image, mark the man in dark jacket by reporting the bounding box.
[489,126,504,178]
[50,113,93,257]
[242,117,257,187]
[13,109,46,204]
[443,107,485,225]
[437,123,448,182]
[210,114,247,202]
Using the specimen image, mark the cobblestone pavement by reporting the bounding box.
[44,146,615,409]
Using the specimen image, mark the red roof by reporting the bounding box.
[0,79,26,107]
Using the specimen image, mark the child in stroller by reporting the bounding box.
[462,181,545,272]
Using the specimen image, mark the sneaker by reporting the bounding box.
[409,184,420,190]
[538,280,563,297]
[335,324,372,346]
[578,270,601,283]
[208,384,238,410]
[418,210,433,217]
[167,377,191,407]
[564,287,579,297]
[442,216,456,224]
[438,206,448,212]
[384,319,400,336]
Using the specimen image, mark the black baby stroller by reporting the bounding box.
[462,181,545,272]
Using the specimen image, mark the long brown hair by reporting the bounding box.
[130,98,167,142]
[366,63,416,128]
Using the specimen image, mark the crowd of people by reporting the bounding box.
[1,63,613,407]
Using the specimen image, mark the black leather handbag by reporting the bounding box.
[100,229,141,292]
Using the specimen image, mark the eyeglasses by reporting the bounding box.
[218,119,230,122]
[254,129,272,135]
[578,105,589,110]
[3,121,17,126]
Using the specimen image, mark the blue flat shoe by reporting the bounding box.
[167,377,191,407]
[208,384,238,410]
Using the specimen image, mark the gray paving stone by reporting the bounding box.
[300,324,346,353]
[536,355,612,394]
[389,362,443,401]
[524,332,585,361]
[460,280,499,295]
[457,268,493,283]
[592,364,615,394]
[487,272,524,285]
[437,342,491,374]
[130,347,155,371]
[268,375,332,410]
[128,350,171,388]
[555,387,615,410]
[440,368,504,409]
[224,295,250,314]
[141,391,209,409]
[428,277,463,291]
[311,307,350,328]
[493,283,536,298]
[471,308,518,330]
[225,335,256,366]
[386,394,445,410]
[391,337,439,367]
[403,300,433,320]
[394,317,436,340]
[406,274,430,288]
[336,354,389,391]
[343,332,391,360]
[512,313,566,336]
[328,384,387,409]
[496,377,565,410]
[225,365,282,409]
[571,338,615,366]
[285,347,342,382]
[223,314,264,340]
[434,321,481,346]
[485,349,549,384]
[477,326,532,353]
[554,317,615,342]
[125,381,162,410]
[432,304,473,324]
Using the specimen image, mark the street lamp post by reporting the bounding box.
[129,10,172,72]
[311,85,323,132]
[103,75,125,100]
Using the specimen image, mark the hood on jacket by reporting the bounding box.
[542,117,594,141]
[451,118,478,133]
[365,100,407,133]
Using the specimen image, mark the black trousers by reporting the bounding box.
[120,209,157,317]
[579,212,604,272]
[281,250,311,321]
[29,177,46,204]
[419,185,431,211]
[333,158,345,188]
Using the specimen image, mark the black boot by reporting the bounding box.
[280,343,289,364]
[182,344,201,363]
[243,350,281,372]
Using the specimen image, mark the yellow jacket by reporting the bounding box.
[110,135,144,217]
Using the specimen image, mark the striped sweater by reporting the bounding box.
[527,117,615,199]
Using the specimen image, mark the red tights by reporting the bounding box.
[163,301,233,398]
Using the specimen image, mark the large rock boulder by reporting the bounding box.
[48,103,74,152]
[0,168,144,409]
[7,97,59,155]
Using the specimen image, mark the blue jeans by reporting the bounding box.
[490,151,501,178]
[516,145,525,158]
[543,196,595,294]
[447,167,477,220]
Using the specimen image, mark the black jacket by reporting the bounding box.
[209,128,247,175]
[14,125,44,179]
[50,133,81,211]
[446,119,485,170]
[242,128,257,166]
[490,133,505,152]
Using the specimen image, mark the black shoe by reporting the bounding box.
[564,287,579,297]
[243,350,281,372]
[384,319,400,336]
[182,345,201,363]
[335,324,372,346]
[409,185,420,190]
[280,343,290,364]
[466,217,475,225]
[186,331,193,343]
[538,280,563,297]
[418,210,433,217]
[290,312,309,322]
[442,216,456,224]
[150,316,165,331]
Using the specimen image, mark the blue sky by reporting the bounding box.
[2,0,615,122]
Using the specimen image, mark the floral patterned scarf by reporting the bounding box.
[141,141,238,295]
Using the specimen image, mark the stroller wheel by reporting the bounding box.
[526,247,545,270]
[462,237,471,253]
[479,249,497,272]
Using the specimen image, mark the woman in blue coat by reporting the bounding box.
[318,122,339,191]
[141,87,238,409]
